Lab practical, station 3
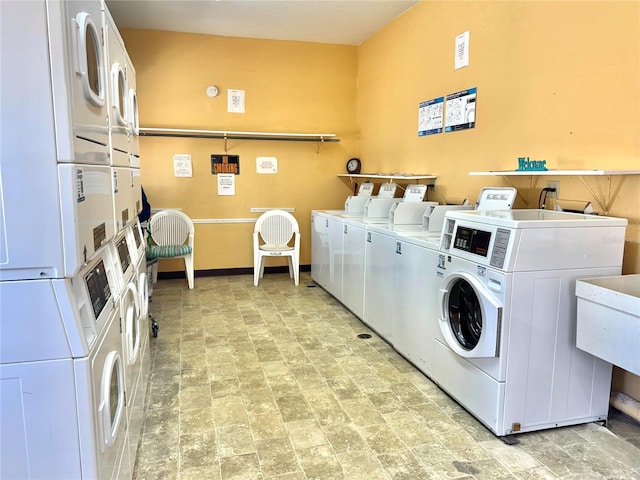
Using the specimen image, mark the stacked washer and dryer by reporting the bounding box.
[0,1,148,478]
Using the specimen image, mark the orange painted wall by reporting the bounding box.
[121,29,358,270]
[356,0,640,402]
[122,1,639,398]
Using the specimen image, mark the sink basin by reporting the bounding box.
[575,274,640,375]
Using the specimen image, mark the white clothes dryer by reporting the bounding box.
[120,222,151,465]
[0,244,129,479]
[104,8,131,166]
[113,167,141,232]
[1,161,116,280]
[126,51,140,167]
[433,209,627,436]
[1,0,109,166]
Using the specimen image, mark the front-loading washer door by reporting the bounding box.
[438,272,502,358]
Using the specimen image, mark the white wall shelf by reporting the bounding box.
[140,127,339,152]
[469,169,640,213]
[337,173,437,184]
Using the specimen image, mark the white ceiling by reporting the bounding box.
[105,0,420,46]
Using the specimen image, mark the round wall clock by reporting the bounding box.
[346,157,361,174]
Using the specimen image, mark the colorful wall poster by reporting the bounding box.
[445,87,476,132]
[418,97,444,136]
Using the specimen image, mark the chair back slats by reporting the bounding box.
[261,215,294,246]
[149,210,194,246]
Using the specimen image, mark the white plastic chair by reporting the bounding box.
[253,210,300,286]
[147,209,195,289]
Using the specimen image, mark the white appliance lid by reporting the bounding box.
[377,183,397,198]
[402,184,428,202]
[476,187,517,210]
[357,182,375,196]
[447,209,628,228]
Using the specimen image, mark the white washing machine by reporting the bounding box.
[391,198,504,376]
[0,244,129,479]
[112,233,142,403]
[433,209,627,436]
[127,219,149,324]
[1,0,109,166]
[113,227,150,467]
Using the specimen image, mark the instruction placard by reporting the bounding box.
[418,97,444,136]
[173,154,193,177]
[445,87,476,132]
[257,156,278,174]
[217,173,235,196]
[227,89,245,113]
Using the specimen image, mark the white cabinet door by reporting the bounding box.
[363,228,396,341]
[327,216,344,300]
[311,213,330,288]
[394,239,439,377]
[342,222,366,319]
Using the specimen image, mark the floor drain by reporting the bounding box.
[307,284,317,288]
[357,333,372,339]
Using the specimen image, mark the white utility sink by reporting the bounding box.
[575,274,640,375]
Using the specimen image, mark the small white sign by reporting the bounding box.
[217,173,236,196]
[455,31,470,70]
[227,89,245,113]
[173,154,192,177]
[257,156,278,174]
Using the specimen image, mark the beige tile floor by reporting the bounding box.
[134,272,640,480]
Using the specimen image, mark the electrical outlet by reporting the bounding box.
[546,181,559,198]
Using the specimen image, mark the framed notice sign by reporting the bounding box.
[211,155,240,175]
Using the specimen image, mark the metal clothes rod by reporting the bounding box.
[139,127,340,143]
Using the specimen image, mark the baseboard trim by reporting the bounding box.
[157,264,311,280]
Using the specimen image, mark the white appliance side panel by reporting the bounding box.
[0,359,83,480]
[363,229,396,341]
[394,240,439,377]
[511,226,627,271]
[342,222,366,319]
[503,268,618,432]
[433,339,506,435]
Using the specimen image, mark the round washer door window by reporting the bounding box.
[448,278,483,350]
